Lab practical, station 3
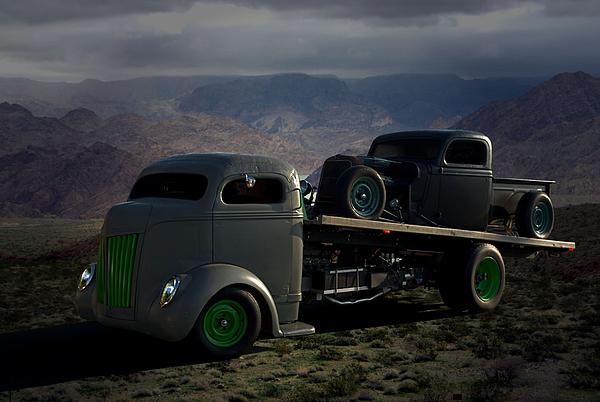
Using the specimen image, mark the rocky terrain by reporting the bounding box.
[0,104,321,218]
[454,71,600,204]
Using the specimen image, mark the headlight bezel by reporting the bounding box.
[160,276,181,308]
[78,263,96,291]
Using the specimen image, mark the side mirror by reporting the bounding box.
[300,180,313,197]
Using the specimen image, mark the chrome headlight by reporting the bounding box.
[78,263,96,291]
[160,276,181,308]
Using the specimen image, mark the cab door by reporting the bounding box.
[437,139,492,231]
[212,173,303,322]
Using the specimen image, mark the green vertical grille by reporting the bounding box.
[96,234,138,308]
[96,238,105,303]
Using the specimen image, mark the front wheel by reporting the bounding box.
[192,288,261,358]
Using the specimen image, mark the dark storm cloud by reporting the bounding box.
[0,0,197,24]
[219,0,522,24]
[0,0,599,80]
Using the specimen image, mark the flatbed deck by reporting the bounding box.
[306,215,575,253]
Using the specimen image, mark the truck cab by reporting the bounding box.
[368,130,493,231]
[77,153,311,357]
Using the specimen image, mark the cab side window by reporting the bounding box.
[445,140,487,166]
[222,178,284,204]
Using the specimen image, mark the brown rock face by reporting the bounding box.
[453,71,600,205]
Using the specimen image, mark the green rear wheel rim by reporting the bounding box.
[475,257,501,301]
[531,202,552,236]
[203,300,248,348]
[350,177,381,217]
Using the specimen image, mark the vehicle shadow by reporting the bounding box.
[1,297,463,391]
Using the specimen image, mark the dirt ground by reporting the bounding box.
[0,206,598,401]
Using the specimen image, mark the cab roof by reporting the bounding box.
[138,152,296,180]
[370,129,488,147]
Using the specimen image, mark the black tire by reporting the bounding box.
[336,166,386,220]
[438,243,505,312]
[192,288,261,358]
[515,192,554,239]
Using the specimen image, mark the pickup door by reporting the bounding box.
[435,138,492,231]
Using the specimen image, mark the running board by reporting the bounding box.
[280,321,315,337]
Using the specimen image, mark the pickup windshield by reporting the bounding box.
[370,138,441,161]
[129,173,208,200]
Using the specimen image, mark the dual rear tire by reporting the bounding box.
[438,243,505,312]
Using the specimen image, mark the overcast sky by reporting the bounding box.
[0,0,599,81]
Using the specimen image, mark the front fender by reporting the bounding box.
[144,263,283,342]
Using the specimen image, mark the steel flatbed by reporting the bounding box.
[305,215,575,254]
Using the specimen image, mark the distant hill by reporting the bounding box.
[0,102,84,156]
[453,71,600,205]
[0,103,322,217]
[0,76,234,119]
[59,108,104,132]
[345,74,543,128]
[179,73,394,155]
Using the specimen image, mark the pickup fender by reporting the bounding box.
[144,263,283,342]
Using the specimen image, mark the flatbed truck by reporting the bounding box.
[76,153,575,358]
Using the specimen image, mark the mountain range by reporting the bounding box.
[453,71,600,205]
[0,71,598,217]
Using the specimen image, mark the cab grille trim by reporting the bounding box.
[96,234,138,308]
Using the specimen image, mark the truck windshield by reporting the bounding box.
[129,173,208,200]
[370,138,441,161]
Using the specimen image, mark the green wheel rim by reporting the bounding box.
[475,257,501,302]
[203,300,248,348]
[531,202,552,236]
[350,176,381,217]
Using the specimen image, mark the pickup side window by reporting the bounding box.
[444,140,487,166]
[222,178,284,204]
[129,173,208,200]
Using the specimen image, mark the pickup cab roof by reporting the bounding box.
[368,129,492,169]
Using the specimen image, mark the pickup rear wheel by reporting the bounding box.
[337,166,386,220]
[193,288,261,358]
[439,243,505,312]
[516,192,554,239]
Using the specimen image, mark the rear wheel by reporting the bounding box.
[516,192,554,239]
[192,288,261,358]
[438,243,505,312]
[336,166,386,220]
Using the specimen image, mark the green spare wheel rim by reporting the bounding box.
[350,176,381,217]
[203,300,248,348]
[532,202,552,236]
[475,257,501,302]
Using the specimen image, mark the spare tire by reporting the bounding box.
[336,166,386,220]
[516,192,554,239]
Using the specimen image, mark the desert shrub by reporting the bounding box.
[323,363,367,397]
[358,327,390,343]
[563,341,600,389]
[262,383,284,398]
[318,345,343,361]
[273,340,295,356]
[469,360,517,401]
[414,336,439,362]
[521,332,569,362]
[420,375,451,402]
[472,334,504,359]
[391,323,419,338]
[375,350,410,365]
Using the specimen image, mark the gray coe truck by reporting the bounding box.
[76,133,575,358]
